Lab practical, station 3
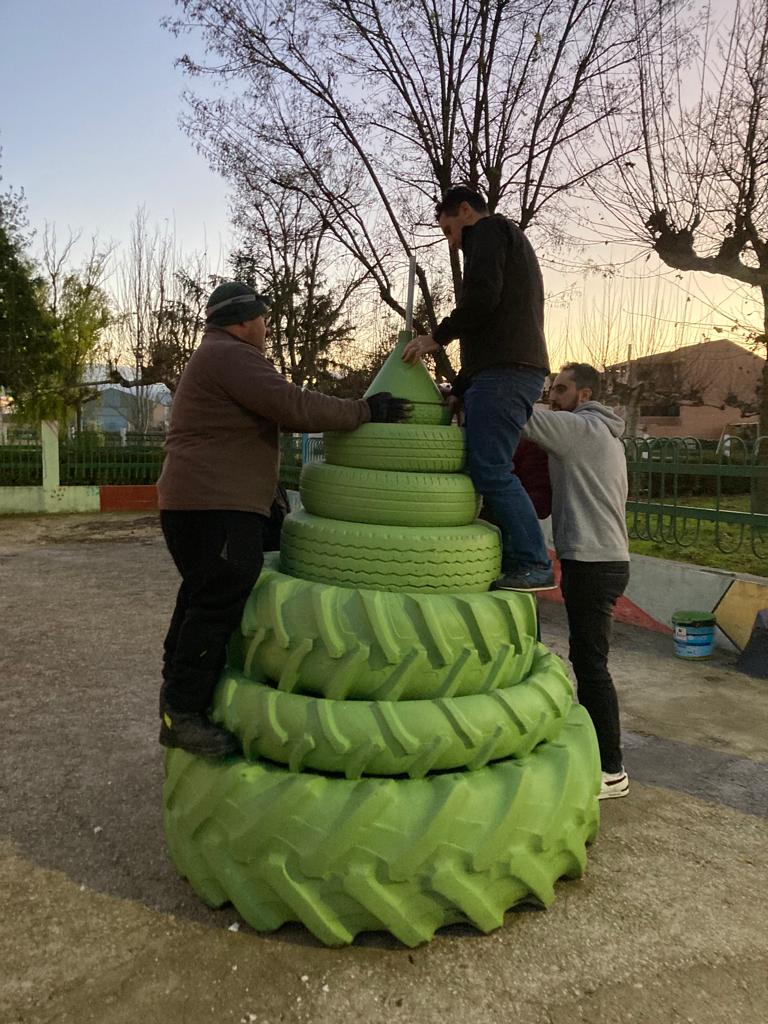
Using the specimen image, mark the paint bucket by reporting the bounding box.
[672,611,716,659]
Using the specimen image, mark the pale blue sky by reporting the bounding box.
[0,0,231,258]
[0,0,753,355]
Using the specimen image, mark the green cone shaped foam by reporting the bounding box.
[364,331,450,425]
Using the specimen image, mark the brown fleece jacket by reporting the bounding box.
[157,328,370,514]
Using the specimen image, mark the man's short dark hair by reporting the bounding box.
[561,362,601,399]
[435,186,488,219]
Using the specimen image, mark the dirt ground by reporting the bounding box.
[2,512,767,1024]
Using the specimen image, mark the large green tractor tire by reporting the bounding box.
[213,647,573,778]
[299,462,480,527]
[280,512,501,592]
[323,423,466,473]
[163,706,600,948]
[235,555,537,700]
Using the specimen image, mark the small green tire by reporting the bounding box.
[299,462,480,527]
[213,647,573,777]
[279,512,500,592]
[235,554,537,700]
[324,423,466,473]
[163,705,600,947]
[402,400,452,425]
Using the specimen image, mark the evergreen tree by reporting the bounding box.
[0,189,56,409]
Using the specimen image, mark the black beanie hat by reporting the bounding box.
[205,281,271,327]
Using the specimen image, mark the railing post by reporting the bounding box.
[41,420,60,491]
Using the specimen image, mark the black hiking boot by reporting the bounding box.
[159,708,241,759]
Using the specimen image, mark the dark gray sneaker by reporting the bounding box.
[490,567,557,592]
[159,708,241,759]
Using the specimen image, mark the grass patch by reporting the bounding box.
[627,494,768,576]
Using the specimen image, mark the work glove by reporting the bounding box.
[366,391,413,423]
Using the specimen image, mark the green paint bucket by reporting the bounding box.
[672,610,716,659]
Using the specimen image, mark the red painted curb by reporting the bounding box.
[99,485,158,512]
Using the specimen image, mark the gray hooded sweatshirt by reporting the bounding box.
[523,401,629,562]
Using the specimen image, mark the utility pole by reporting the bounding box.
[625,342,641,438]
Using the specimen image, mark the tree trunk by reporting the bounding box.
[624,382,645,439]
[757,289,768,514]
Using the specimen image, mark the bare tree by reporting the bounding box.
[596,0,768,456]
[229,182,369,388]
[564,265,715,432]
[41,225,80,322]
[108,208,217,400]
[168,0,649,380]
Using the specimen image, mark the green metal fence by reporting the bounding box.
[58,433,167,485]
[0,432,43,485]
[0,432,321,488]
[3,428,766,563]
[278,435,325,488]
[279,433,768,561]
[279,435,304,489]
[624,436,768,559]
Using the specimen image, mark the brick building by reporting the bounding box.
[610,339,764,439]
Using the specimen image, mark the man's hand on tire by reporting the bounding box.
[366,392,413,423]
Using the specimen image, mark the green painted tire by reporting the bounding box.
[163,706,600,947]
[279,512,500,592]
[324,423,466,473]
[235,554,537,700]
[402,400,452,425]
[299,462,480,527]
[213,647,573,778]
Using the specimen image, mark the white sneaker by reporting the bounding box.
[599,769,629,800]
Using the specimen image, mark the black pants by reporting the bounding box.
[160,510,269,714]
[559,559,630,774]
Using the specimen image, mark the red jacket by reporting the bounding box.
[514,438,552,519]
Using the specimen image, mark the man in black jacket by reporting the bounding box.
[403,186,554,592]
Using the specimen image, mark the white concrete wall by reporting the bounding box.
[541,515,767,650]
[0,485,101,514]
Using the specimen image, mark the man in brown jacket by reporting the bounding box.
[156,281,409,758]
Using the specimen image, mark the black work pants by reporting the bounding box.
[559,559,630,774]
[160,510,268,714]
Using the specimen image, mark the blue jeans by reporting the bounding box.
[463,367,550,573]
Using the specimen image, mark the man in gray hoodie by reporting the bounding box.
[523,363,630,799]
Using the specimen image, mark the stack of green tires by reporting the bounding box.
[163,340,601,947]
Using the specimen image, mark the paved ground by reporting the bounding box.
[2,512,767,1024]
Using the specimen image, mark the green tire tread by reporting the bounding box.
[401,400,452,425]
[163,706,600,947]
[279,512,500,592]
[324,423,466,473]
[236,554,537,700]
[213,647,573,777]
[299,462,480,527]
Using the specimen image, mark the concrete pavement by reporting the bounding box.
[1,512,766,1024]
